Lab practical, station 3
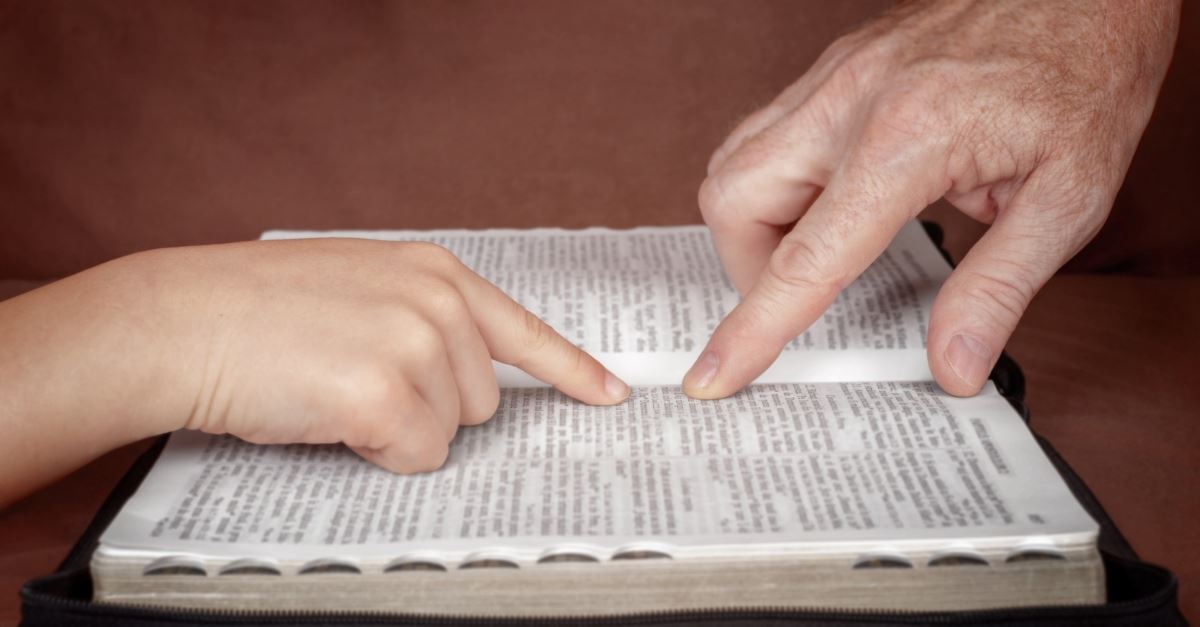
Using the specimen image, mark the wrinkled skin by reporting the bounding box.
[685,0,1181,399]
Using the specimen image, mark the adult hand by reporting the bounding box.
[684,0,1180,399]
[0,239,627,506]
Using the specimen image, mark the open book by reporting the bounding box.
[92,222,1102,615]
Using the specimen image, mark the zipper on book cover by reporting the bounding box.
[21,597,1183,627]
[22,560,1181,627]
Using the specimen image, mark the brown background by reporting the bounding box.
[1,0,1198,277]
[0,1,1197,624]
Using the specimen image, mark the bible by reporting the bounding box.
[90,222,1103,615]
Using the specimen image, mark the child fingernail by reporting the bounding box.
[605,371,629,401]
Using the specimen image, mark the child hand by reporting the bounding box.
[0,238,628,505]
[159,238,629,472]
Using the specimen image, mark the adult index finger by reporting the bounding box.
[684,144,945,399]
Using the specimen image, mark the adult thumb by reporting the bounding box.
[928,176,1101,396]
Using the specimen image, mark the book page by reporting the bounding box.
[101,382,1096,564]
[261,221,950,385]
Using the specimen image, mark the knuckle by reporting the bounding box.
[957,267,1036,330]
[567,342,589,374]
[698,173,759,232]
[518,306,555,355]
[697,175,735,225]
[406,242,463,272]
[835,39,892,91]
[463,386,501,426]
[420,282,470,326]
[728,295,788,340]
[1023,164,1111,235]
[731,108,771,139]
[824,32,859,58]
[865,89,938,145]
[766,234,844,295]
[403,322,446,365]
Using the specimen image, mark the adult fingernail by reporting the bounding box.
[684,351,720,391]
[605,371,629,402]
[945,334,993,390]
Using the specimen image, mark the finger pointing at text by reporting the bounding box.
[684,0,1179,399]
